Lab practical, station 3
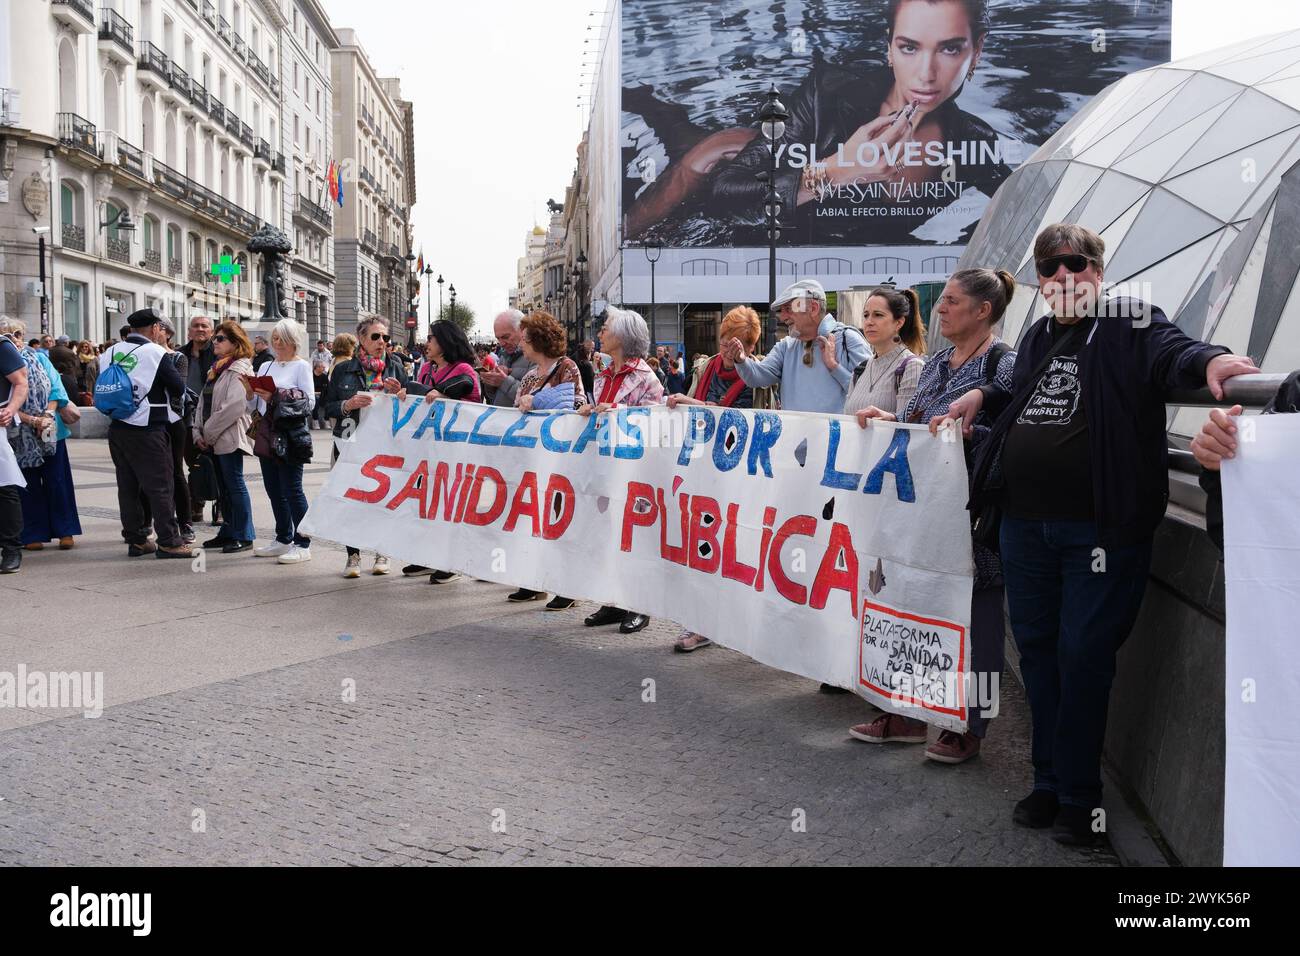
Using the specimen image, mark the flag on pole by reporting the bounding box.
[337,169,345,208]
[326,161,337,202]
[416,247,424,276]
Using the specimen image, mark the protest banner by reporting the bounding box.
[1221,413,1300,866]
[300,398,976,730]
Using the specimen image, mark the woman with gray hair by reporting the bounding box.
[321,316,410,578]
[579,307,664,634]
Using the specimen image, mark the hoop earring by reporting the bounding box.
[893,334,902,344]
[967,68,976,81]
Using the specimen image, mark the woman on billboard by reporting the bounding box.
[705,0,1013,245]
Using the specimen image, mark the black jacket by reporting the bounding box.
[321,356,410,437]
[1199,370,1300,551]
[711,58,1011,244]
[970,298,1232,548]
[406,366,478,402]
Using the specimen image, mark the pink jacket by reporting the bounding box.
[592,358,665,407]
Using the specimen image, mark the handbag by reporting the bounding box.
[190,451,220,502]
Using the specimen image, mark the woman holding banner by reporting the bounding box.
[503,310,585,608]
[579,308,664,635]
[665,305,763,652]
[851,267,1017,764]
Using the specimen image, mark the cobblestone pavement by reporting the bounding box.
[0,437,1118,866]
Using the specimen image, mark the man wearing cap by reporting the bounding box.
[721,278,869,413]
[99,308,192,559]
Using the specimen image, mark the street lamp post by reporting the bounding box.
[644,242,661,349]
[423,265,434,329]
[449,284,457,322]
[573,250,587,344]
[756,86,789,354]
[404,251,417,349]
[437,274,444,321]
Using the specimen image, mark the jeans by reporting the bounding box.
[259,456,310,548]
[0,484,22,551]
[967,585,1007,739]
[19,440,82,544]
[212,451,255,543]
[998,517,1153,809]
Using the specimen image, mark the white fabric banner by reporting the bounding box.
[301,398,976,730]
[1222,413,1300,866]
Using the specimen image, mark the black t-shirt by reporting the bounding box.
[1000,319,1094,521]
[0,339,24,407]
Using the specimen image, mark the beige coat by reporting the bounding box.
[194,357,254,456]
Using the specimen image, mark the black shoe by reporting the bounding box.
[0,549,20,574]
[1012,789,1060,829]
[1052,803,1102,846]
[402,564,432,576]
[221,541,253,554]
[127,541,157,557]
[619,612,650,634]
[507,588,545,603]
[544,596,576,611]
[428,570,457,584]
[818,682,851,694]
[202,536,232,548]
[584,605,624,627]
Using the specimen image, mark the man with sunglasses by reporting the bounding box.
[722,278,869,415]
[947,223,1257,847]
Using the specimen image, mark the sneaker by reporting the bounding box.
[255,541,292,558]
[428,570,457,584]
[278,545,312,565]
[1012,790,1060,829]
[1053,804,1102,847]
[372,556,390,575]
[402,564,432,576]
[343,553,362,578]
[179,524,196,543]
[925,730,981,764]
[507,588,545,603]
[673,632,713,653]
[0,549,21,574]
[544,596,576,611]
[848,713,928,744]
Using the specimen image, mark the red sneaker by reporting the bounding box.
[925,730,981,764]
[849,713,927,744]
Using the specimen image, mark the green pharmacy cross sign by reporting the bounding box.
[210,255,243,285]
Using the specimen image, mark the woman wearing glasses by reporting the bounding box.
[322,317,409,578]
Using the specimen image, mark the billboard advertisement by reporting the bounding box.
[621,0,1173,257]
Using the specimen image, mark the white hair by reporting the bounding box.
[270,318,307,359]
[602,307,651,360]
[495,309,524,331]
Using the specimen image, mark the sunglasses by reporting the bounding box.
[212,334,228,343]
[1036,254,1093,278]
[370,333,391,343]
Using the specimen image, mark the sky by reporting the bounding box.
[319,0,1300,336]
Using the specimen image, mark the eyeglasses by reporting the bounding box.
[1036,254,1093,278]
[212,334,228,343]
[370,333,391,343]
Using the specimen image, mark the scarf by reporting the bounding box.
[207,355,237,384]
[694,354,747,408]
[358,352,386,390]
[11,348,55,469]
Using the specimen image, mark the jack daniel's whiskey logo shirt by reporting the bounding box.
[1000,319,1094,521]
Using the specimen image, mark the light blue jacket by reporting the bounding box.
[32,350,71,442]
[734,314,870,414]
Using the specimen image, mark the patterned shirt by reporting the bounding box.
[517,356,584,410]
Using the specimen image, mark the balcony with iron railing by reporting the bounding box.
[144,249,162,274]
[98,9,135,59]
[272,152,286,175]
[201,1,217,28]
[294,193,332,230]
[255,138,272,164]
[107,237,131,264]
[62,222,86,253]
[239,122,254,149]
[248,51,272,89]
[137,41,171,85]
[224,110,241,138]
[56,112,100,159]
[362,229,378,253]
[169,257,182,278]
[188,263,205,283]
[233,35,246,61]
[169,65,192,100]
[359,166,377,192]
[115,137,146,179]
[206,94,226,126]
[51,0,96,31]
[217,15,232,44]
[189,81,208,111]
[361,105,375,132]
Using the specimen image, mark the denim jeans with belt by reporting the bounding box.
[998,517,1153,810]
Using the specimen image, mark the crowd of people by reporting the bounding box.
[0,221,1284,849]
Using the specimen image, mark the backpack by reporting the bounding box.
[93,344,146,421]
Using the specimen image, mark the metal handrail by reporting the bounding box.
[1166,373,1288,409]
